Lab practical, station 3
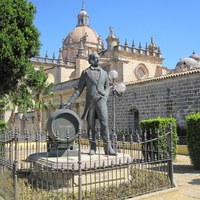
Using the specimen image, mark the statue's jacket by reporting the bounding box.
[68,66,110,120]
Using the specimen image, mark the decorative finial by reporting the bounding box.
[117,37,120,45]
[145,42,148,49]
[139,42,142,49]
[45,50,48,58]
[78,39,85,57]
[79,39,84,49]
[132,40,135,47]
[125,39,128,46]
[58,48,64,64]
[53,52,55,59]
[109,26,114,35]
[82,0,85,10]
[151,36,154,44]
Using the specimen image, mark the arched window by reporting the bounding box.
[133,110,139,132]
[129,108,140,132]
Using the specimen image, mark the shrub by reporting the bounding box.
[0,120,7,133]
[0,120,7,156]
[186,113,200,170]
[140,117,178,161]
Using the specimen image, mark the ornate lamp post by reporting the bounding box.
[109,70,126,152]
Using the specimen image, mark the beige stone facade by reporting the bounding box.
[30,4,167,86]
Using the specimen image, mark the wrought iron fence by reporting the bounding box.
[0,126,174,200]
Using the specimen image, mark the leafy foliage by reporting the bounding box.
[1,84,33,112]
[0,0,41,95]
[0,120,7,132]
[0,83,33,129]
[0,66,54,132]
[26,67,55,132]
[140,117,178,160]
[186,113,200,169]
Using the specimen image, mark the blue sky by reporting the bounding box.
[31,0,200,69]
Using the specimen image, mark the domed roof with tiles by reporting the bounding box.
[189,51,200,61]
[176,57,199,71]
[78,9,88,16]
[64,4,101,47]
[64,26,100,45]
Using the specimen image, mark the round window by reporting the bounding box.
[135,64,149,80]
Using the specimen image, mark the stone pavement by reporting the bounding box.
[131,155,200,200]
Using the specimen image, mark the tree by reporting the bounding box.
[0,0,41,95]
[27,67,55,133]
[0,83,33,130]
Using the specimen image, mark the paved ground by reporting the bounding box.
[132,155,200,200]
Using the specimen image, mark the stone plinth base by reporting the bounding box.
[28,151,131,193]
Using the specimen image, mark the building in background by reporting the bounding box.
[6,3,200,135]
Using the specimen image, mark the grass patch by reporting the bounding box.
[0,170,14,200]
[0,167,171,200]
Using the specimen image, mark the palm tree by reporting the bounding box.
[27,67,55,134]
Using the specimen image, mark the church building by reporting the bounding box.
[32,3,168,84]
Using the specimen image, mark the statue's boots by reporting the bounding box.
[104,143,117,156]
[88,142,96,155]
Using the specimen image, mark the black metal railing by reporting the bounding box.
[0,126,174,200]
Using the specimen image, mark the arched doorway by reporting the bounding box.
[130,108,140,132]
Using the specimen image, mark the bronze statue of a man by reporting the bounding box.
[61,52,116,155]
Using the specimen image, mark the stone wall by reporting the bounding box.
[107,69,200,133]
[15,69,200,137]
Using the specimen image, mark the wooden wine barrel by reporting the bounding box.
[47,109,81,143]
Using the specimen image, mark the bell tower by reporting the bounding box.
[106,26,119,51]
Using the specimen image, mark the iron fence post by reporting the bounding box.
[168,124,174,187]
[14,128,18,200]
[112,79,117,152]
[78,129,82,200]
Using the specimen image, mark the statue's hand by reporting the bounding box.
[60,102,71,109]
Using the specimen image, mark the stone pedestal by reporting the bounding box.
[28,151,131,193]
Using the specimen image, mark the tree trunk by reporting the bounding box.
[10,109,15,132]
[37,110,42,134]
[37,92,43,134]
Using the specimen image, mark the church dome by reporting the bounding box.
[63,3,102,48]
[175,57,199,71]
[78,9,88,16]
[189,51,200,61]
[64,26,100,46]
[61,4,103,63]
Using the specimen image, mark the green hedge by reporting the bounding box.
[0,120,7,133]
[186,113,200,170]
[140,117,178,161]
[0,120,7,156]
